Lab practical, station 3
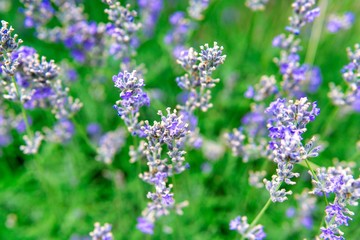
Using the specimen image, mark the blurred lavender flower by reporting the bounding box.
[138,0,163,37]
[89,222,113,240]
[188,0,209,20]
[44,119,75,143]
[113,70,150,135]
[20,131,44,154]
[96,128,125,164]
[164,11,192,58]
[245,75,278,102]
[264,98,321,202]
[245,0,269,11]
[137,108,190,234]
[329,43,360,112]
[287,0,320,35]
[104,1,141,69]
[286,190,316,230]
[249,170,266,188]
[20,1,107,65]
[20,0,55,28]
[0,109,13,146]
[1,21,82,154]
[229,215,266,240]
[327,12,355,33]
[310,165,360,239]
[225,104,268,162]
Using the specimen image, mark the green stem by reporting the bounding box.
[304,0,329,65]
[249,198,272,229]
[304,159,328,206]
[71,116,97,152]
[11,76,33,139]
[304,159,329,233]
[240,197,272,240]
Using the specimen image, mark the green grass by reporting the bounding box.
[1,0,360,239]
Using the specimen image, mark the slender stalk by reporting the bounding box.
[304,0,329,65]
[304,159,328,205]
[240,197,272,240]
[304,159,329,234]
[11,76,33,139]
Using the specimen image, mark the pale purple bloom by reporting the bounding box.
[327,12,355,33]
[136,217,154,235]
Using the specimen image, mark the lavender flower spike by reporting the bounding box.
[230,215,266,240]
[264,97,321,202]
[287,0,320,35]
[1,20,23,76]
[113,70,150,135]
[89,222,113,240]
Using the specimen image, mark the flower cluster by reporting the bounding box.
[245,0,269,11]
[136,108,190,234]
[138,0,163,37]
[20,0,54,29]
[286,0,320,35]
[188,0,209,20]
[286,190,317,230]
[113,70,150,135]
[327,12,355,33]
[104,0,141,68]
[176,42,226,148]
[0,20,23,76]
[229,216,266,240]
[176,42,226,112]
[89,222,113,240]
[165,1,210,57]
[329,43,360,112]
[20,1,107,65]
[164,12,192,58]
[273,35,322,97]
[264,98,321,202]
[310,165,360,239]
[1,20,82,154]
[226,104,268,162]
[245,75,278,102]
[96,127,126,164]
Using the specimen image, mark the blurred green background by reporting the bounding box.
[1,0,360,239]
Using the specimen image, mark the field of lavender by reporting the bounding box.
[1,0,360,239]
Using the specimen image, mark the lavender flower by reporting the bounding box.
[104,1,141,68]
[113,70,150,135]
[20,0,54,28]
[229,216,266,240]
[188,0,209,20]
[310,165,360,239]
[96,128,126,164]
[0,20,23,76]
[225,104,268,162]
[327,12,355,33]
[164,12,192,58]
[136,108,190,234]
[176,42,226,112]
[20,1,107,65]
[264,98,321,202]
[89,222,113,240]
[249,170,266,188]
[1,21,82,154]
[287,0,320,35]
[329,43,360,112]
[176,42,225,148]
[286,190,316,230]
[245,75,278,102]
[138,0,163,37]
[245,0,269,11]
